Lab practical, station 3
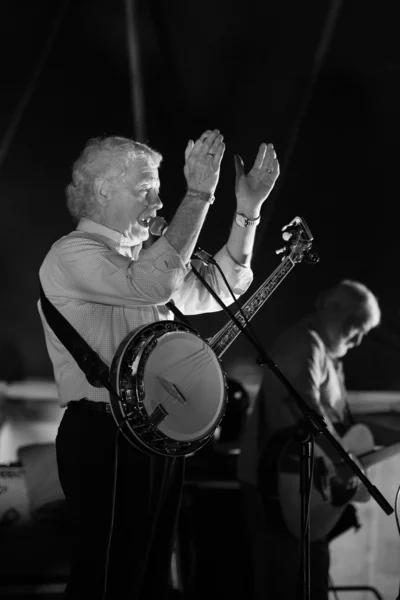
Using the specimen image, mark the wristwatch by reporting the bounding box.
[235,212,261,228]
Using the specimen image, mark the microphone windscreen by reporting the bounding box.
[149,216,168,236]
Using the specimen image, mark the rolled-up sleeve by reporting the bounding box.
[172,244,253,315]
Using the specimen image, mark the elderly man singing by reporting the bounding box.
[38,129,279,599]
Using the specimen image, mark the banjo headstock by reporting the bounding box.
[276,216,319,264]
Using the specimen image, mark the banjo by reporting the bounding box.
[109,217,317,457]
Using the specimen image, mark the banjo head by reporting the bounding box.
[142,329,226,441]
[109,321,228,456]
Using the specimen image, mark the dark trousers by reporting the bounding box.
[241,483,330,600]
[56,403,185,599]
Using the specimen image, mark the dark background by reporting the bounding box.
[1,0,400,390]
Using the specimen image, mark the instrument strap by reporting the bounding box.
[38,280,110,388]
[165,300,195,329]
[39,282,196,388]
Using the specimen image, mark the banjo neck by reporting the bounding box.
[208,216,317,359]
[209,255,295,359]
[109,216,316,458]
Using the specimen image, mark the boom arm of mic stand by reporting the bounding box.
[189,262,394,517]
[283,377,394,516]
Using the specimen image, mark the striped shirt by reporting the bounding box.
[38,218,253,407]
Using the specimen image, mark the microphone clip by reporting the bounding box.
[191,248,216,266]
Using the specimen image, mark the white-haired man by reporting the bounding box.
[38,129,279,599]
[238,279,381,600]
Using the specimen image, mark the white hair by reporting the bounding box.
[316,279,381,332]
[66,136,163,221]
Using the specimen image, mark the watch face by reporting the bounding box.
[235,213,247,227]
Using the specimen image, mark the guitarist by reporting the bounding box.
[238,279,381,600]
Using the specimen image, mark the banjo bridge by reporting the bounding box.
[156,376,187,405]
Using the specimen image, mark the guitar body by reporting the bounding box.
[277,423,375,541]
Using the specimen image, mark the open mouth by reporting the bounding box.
[139,216,153,228]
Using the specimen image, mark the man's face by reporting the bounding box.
[103,158,162,242]
[327,323,371,358]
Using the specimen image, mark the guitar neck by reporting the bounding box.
[209,255,295,359]
[360,442,400,469]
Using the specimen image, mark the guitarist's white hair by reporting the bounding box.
[316,279,381,332]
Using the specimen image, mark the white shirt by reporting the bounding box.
[38,218,253,407]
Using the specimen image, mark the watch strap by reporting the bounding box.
[235,212,261,227]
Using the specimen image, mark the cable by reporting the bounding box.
[101,410,136,600]
[297,435,315,599]
[394,481,400,538]
[302,437,315,536]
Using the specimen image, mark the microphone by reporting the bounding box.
[149,216,168,236]
[149,216,215,266]
[192,248,216,266]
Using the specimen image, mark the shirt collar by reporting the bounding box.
[77,218,142,257]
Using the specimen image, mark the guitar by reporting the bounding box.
[276,423,400,541]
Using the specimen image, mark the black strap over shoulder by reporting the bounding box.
[39,282,195,389]
[39,280,110,389]
[165,300,193,329]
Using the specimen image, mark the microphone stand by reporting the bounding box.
[190,260,394,600]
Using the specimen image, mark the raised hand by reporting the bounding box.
[234,143,280,215]
[184,129,225,195]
